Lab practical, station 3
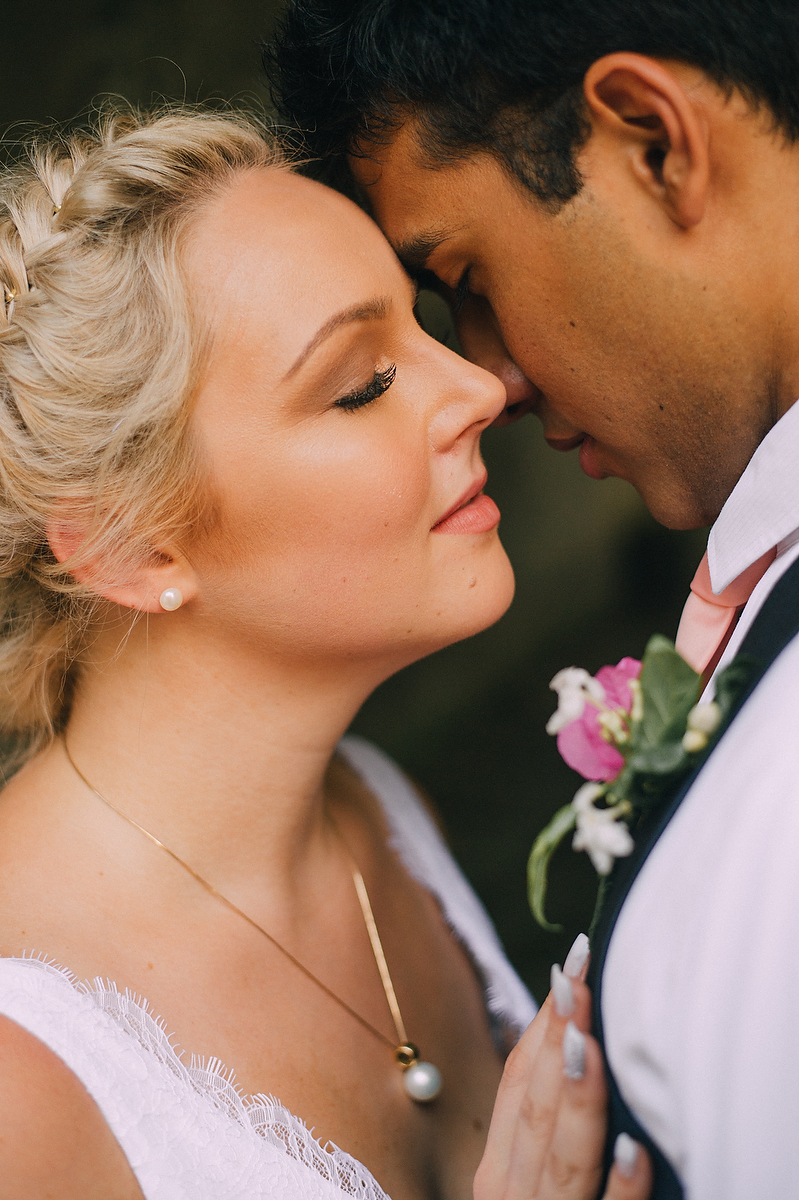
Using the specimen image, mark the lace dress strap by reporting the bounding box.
[0,956,387,1200]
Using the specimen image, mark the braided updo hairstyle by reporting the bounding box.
[0,105,284,767]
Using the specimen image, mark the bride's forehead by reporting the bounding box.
[185,169,397,337]
[185,171,400,381]
[191,167,380,259]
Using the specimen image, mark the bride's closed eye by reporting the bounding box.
[334,363,397,412]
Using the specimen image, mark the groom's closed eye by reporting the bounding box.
[453,268,473,315]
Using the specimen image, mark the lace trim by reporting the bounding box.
[12,953,389,1200]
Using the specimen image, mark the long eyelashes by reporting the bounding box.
[334,363,397,412]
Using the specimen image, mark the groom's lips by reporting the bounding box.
[545,433,584,453]
[545,432,606,481]
[578,436,605,480]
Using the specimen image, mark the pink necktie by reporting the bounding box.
[675,548,776,675]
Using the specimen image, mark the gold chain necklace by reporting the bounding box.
[62,739,442,1103]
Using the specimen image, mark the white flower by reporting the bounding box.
[681,701,722,753]
[682,728,708,753]
[572,780,606,814]
[571,782,634,875]
[546,667,606,735]
[629,677,644,724]
[686,701,721,735]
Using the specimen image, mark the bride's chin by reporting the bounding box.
[360,556,515,676]
[427,550,516,650]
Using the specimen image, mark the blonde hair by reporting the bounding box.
[0,104,285,766]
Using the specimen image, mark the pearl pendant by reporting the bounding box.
[402,1060,442,1103]
[395,1043,442,1103]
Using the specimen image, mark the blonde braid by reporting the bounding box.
[0,104,285,768]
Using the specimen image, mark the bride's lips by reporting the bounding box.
[432,471,500,535]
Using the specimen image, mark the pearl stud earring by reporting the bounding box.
[159,587,183,612]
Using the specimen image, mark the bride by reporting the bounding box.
[0,106,649,1200]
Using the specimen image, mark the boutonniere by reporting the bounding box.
[529,635,752,931]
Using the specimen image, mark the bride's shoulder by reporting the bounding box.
[0,1006,143,1199]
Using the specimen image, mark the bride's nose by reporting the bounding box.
[428,354,507,452]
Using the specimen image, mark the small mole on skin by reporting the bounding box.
[468,577,477,588]
[148,962,154,970]
[659,404,664,411]
[472,1117,483,1132]
[570,320,576,327]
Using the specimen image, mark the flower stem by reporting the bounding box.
[589,874,612,941]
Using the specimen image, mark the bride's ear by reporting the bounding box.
[46,509,198,614]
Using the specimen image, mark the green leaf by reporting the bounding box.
[714,654,759,721]
[628,741,688,776]
[527,804,577,932]
[636,635,700,749]
[604,763,635,809]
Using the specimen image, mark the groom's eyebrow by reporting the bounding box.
[395,228,457,274]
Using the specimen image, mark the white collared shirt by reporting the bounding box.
[603,399,799,1198]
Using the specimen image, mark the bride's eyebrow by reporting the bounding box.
[283,297,391,381]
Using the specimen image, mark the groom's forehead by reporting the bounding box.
[350,126,507,267]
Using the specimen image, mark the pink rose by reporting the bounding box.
[556,657,642,782]
[595,657,642,711]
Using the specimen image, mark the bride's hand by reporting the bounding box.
[475,951,652,1200]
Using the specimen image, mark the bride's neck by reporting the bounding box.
[61,614,384,894]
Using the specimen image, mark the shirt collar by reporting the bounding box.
[708,398,799,594]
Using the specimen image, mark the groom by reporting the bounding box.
[269,3,799,1197]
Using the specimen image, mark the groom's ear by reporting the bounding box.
[581,53,710,229]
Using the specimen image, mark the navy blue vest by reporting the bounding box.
[587,552,799,1198]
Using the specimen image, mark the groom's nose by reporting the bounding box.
[537,400,585,450]
[453,295,541,425]
[491,367,542,426]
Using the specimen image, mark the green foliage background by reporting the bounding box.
[0,0,706,999]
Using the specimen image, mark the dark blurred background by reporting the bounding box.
[1,0,706,1000]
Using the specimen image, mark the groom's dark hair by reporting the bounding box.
[266,0,799,207]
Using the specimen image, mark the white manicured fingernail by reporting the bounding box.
[562,1020,585,1080]
[614,1132,639,1178]
[563,932,590,978]
[550,963,575,1017]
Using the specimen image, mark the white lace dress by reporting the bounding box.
[0,736,536,1200]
